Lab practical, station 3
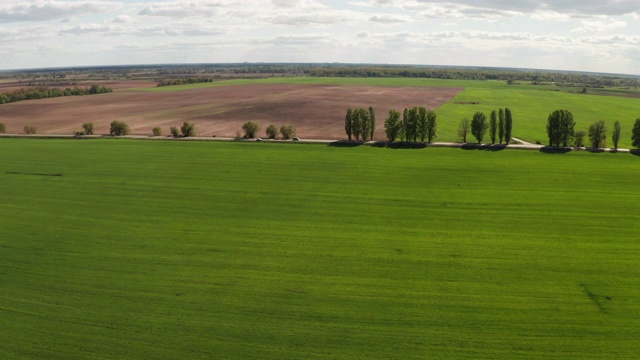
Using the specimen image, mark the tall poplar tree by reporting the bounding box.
[498,108,505,144]
[505,108,513,145]
[489,110,497,144]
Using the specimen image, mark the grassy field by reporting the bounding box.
[139,77,640,148]
[1,139,639,359]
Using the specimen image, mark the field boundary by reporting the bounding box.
[0,133,635,154]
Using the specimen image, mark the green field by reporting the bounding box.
[1,139,639,359]
[139,77,640,148]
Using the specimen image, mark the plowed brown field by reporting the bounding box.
[0,83,462,140]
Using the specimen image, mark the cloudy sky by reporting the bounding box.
[1,0,640,74]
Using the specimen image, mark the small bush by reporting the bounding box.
[24,125,37,134]
[573,130,587,147]
[181,122,196,137]
[152,127,162,136]
[0,123,5,134]
[242,121,260,138]
[82,122,94,135]
[280,125,296,140]
[109,121,130,136]
[266,124,278,139]
[170,127,180,137]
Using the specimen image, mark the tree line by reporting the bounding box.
[459,108,513,144]
[156,77,214,87]
[306,66,639,89]
[345,107,376,141]
[381,107,437,143]
[547,110,640,149]
[240,122,297,140]
[0,85,112,104]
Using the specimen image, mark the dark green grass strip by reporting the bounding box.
[0,139,639,359]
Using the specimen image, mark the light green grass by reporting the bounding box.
[138,77,640,148]
[1,139,639,359]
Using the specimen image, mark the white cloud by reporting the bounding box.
[0,1,120,23]
[113,15,134,24]
[1,0,640,74]
[572,19,627,33]
[369,14,411,23]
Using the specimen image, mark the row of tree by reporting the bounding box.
[547,110,640,149]
[458,109,513,144]
[345,107,376,141]
[0,85,112,104]
[383,107,438,143]
[307,66,638,89]
[241,121,297,140]
[156,77,214,87]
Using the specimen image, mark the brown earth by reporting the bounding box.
[0,83,462,140]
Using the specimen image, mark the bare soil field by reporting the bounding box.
[0,83,461,140]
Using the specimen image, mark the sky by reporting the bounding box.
[1,0,640,74]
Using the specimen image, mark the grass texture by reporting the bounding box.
[141,77,640,148]
[1,139,639,359]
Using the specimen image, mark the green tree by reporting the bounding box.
[110,121,130,136]
[547,110,574,146]
[368,106,376,141]
[384,109,401,142]
[344,108,353,141]
[152,127,162,136]
[588,120,607,148]
[573,130,587,147]
[405,107,419,142]
[426,109,437,143]
[471,112,488,144]
[458,118,470,143]
[266,124,278,139]
[489,110,497,144]
[498,108,505,144]
[82,122,94,135]
[0,123,6,134]
[358,108,370,142]
[504,108,513,144]
[416,107,428,143]
[280,125,295,140]
[181,122,196,137]
[170,126,180,137]
[352,109,362,141]
[632,118,640,149]
[401,108,410,142]
[241,121,259,138]
[612,121,621,150]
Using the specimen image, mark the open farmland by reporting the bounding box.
[1,139,639,359]
[1,76,640,147]
[0,80,461,140]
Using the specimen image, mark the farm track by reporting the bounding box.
[0,133,633,153]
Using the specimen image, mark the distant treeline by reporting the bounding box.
[0,85,112,104]
[306,66,639,89]
[157,77,214,87]
[3,63,638,89]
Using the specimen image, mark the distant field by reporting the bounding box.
[1,76,639,147]
[143,77,640,148]
[1,139,639,359]
[0,80,460,140]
